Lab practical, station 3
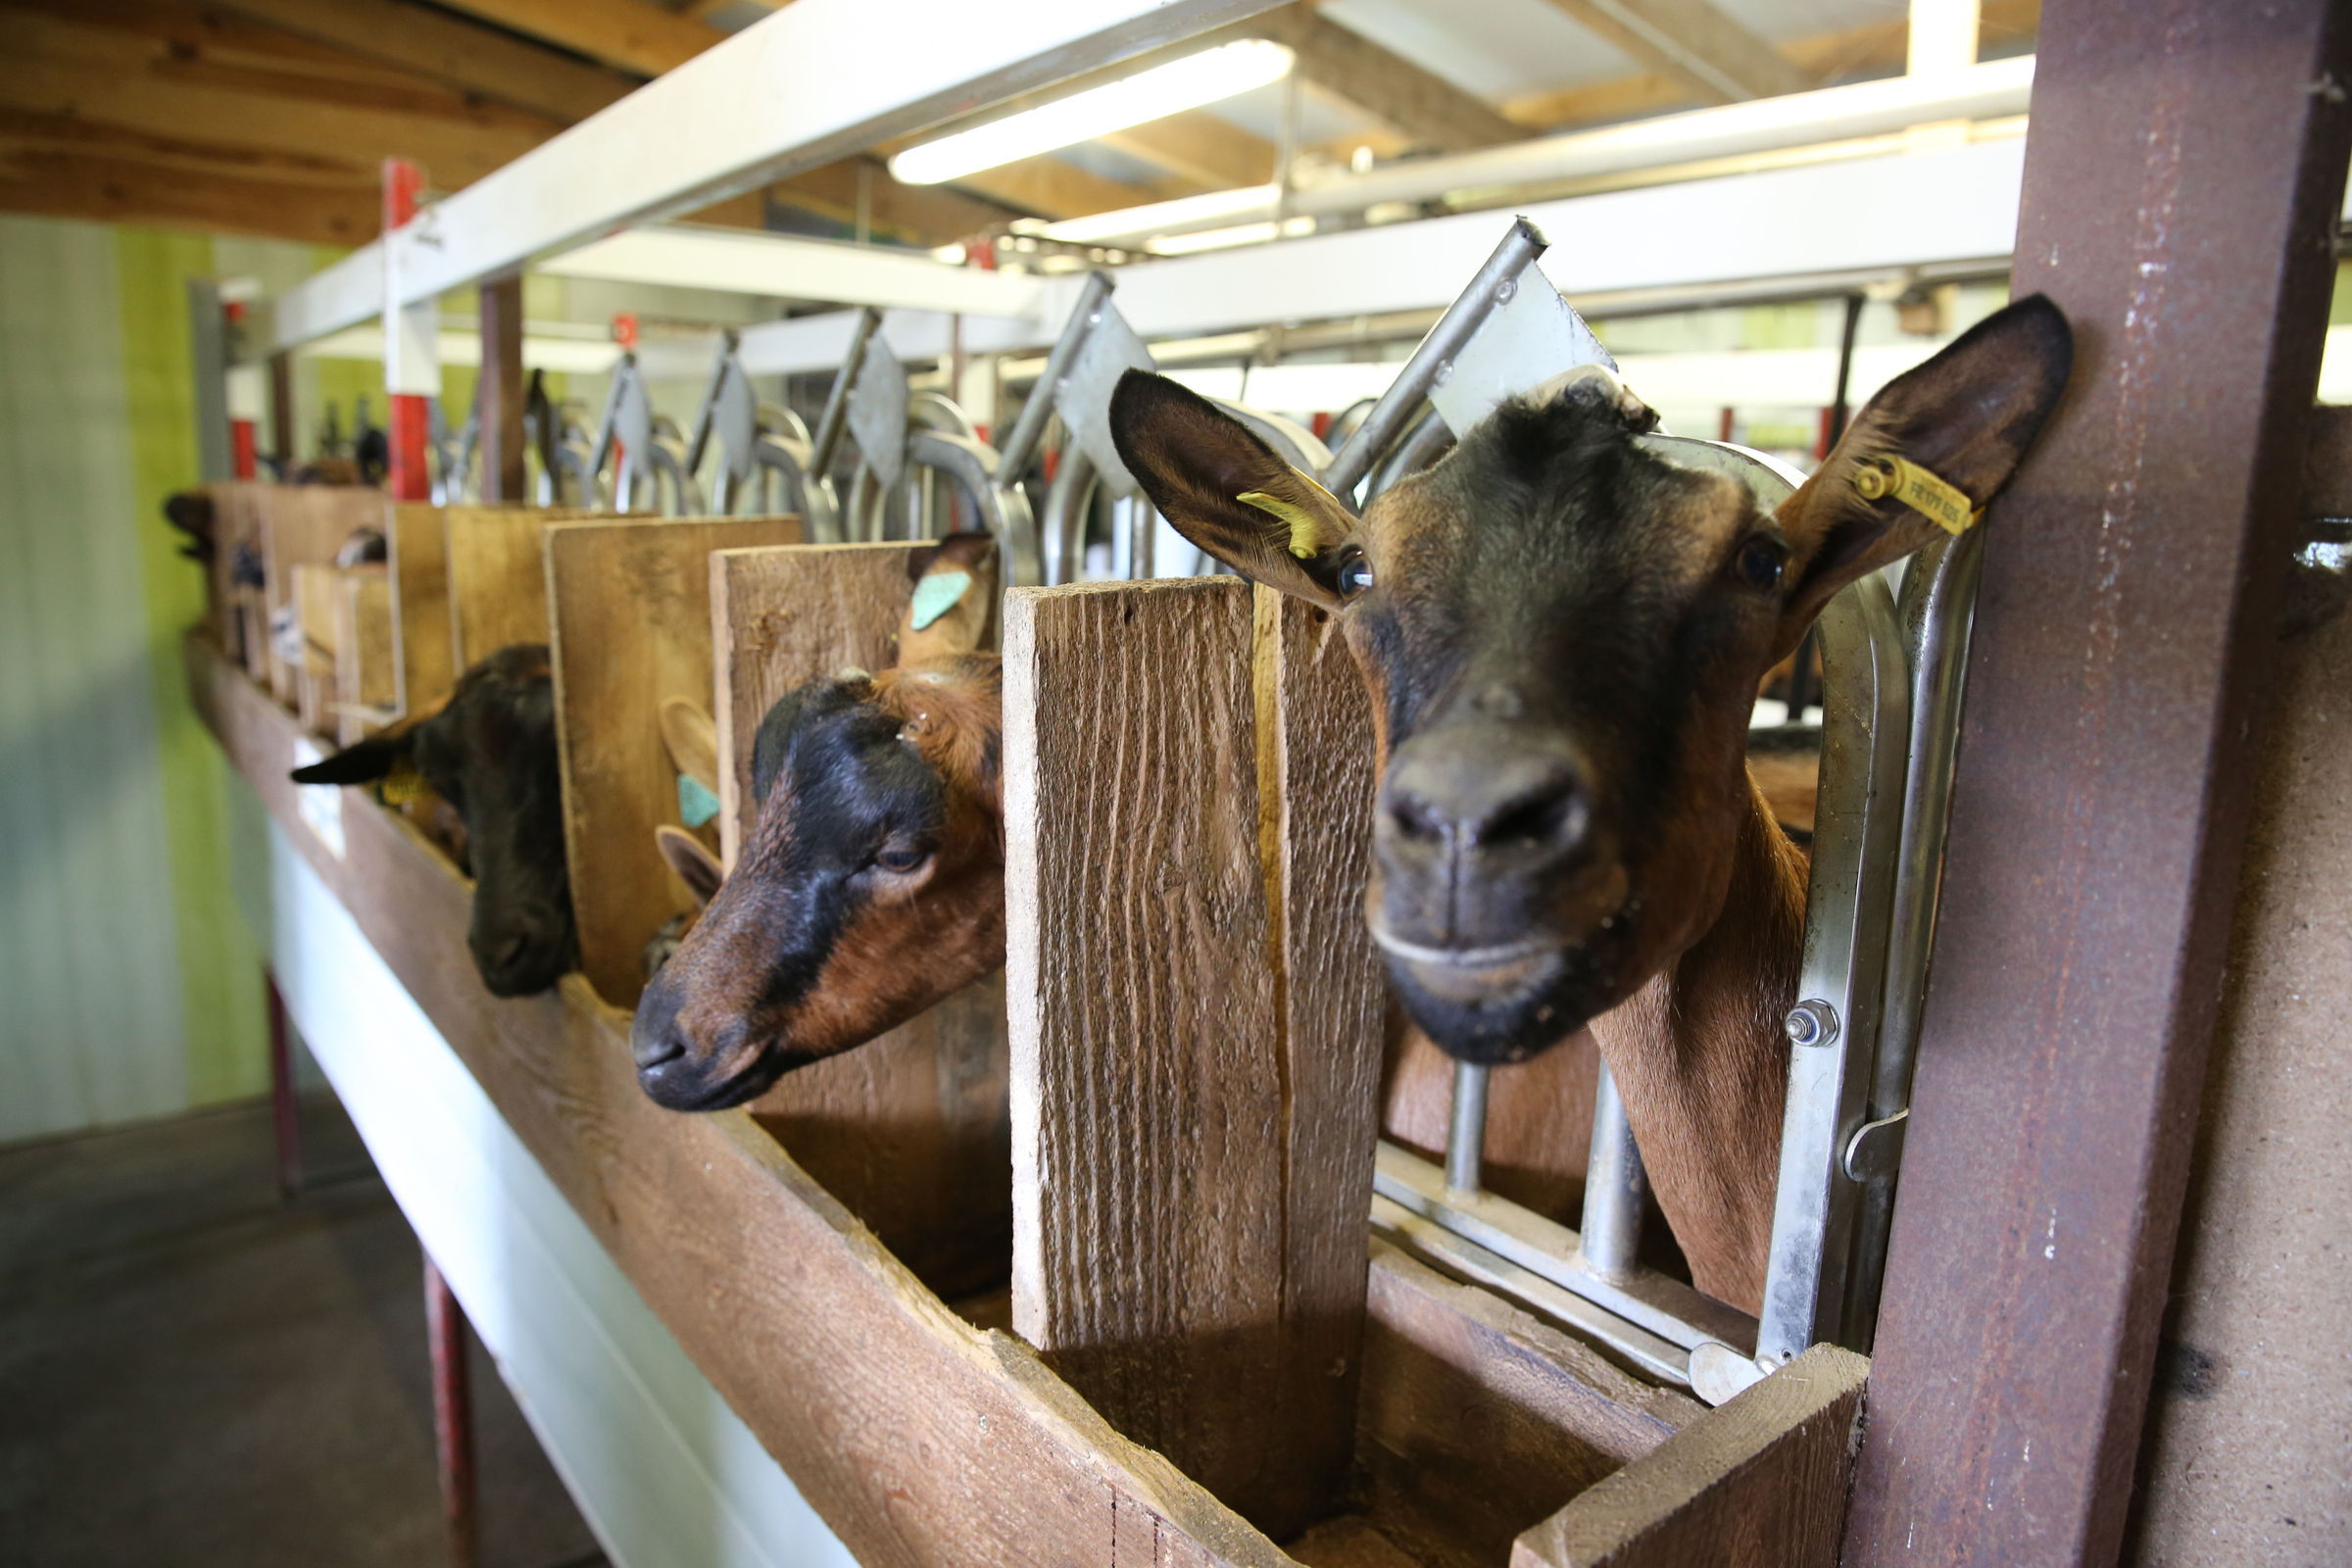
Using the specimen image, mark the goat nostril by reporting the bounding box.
[1389,795,1445,845]
[491,933,528,970]
[635,1034,685,1072]
[1484,787,1585,851]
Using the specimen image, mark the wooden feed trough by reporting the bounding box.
[189,489,1876,1565]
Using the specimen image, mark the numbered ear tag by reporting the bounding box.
[908,570,972,630]
[1853,456,1980,536]
[677,774,720,829]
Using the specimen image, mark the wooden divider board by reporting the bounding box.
[710,542,923,870]
[387,502,452,719]
[332,567,395,746]
[1005,576,1383,1539]
[262,485,384,703]
[546,515,798,1007]
[289,563,340,734]
[710,541,1011,1297]
[445,506,590,670]
[206,479,263,664]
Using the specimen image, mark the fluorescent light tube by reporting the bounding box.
[889,39,1294,185]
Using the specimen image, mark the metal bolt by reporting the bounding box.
[1494,277,1518,304]
[1784,999,1839,1049]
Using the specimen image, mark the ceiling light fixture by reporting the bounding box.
[888,39,1295,186]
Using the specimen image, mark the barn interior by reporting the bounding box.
[3,3,2347,1566]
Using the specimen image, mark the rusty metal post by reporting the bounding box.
[477,274,526,503]
[269,352,296,478]
[423,1255,479,1568]
[264,970,304,1203]
[1845,4,2352,1564]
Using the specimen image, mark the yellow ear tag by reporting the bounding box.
[1852,456,1982,536]
[376,770,427,808]
[1237,479,1344,560]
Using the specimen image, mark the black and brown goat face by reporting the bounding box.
[631,655,1004,1110]
[292,644,574,997]
[1112,296,2072,1065]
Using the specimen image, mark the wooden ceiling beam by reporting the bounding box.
[1535,0,1812,104]
[1252,4,1529,152]
[1,41,555,191]
[0,104,373,186]
[205,0,638,122]
[428,0,720,77]
[770,157,1016,246]
[1098,110,1274,190]
[0,144,378,244]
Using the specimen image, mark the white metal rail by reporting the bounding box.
[260,0,1279,356]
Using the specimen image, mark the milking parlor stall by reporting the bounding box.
[7,0,2351,1563]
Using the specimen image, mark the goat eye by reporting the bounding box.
[874,844,930,875]
[1735,536,1788,592]
[1335,551,1374,600]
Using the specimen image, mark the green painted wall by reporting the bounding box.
[0,216,278,1142]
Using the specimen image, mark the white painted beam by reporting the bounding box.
[385,0,1280,308]
[730,135,2033,376]
[538,226,1044,317]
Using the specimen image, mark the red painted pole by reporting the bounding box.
[423,1255,479,1568]
[384,158,433,504]
[264,970,304,1202]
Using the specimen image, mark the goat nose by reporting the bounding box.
[1382,738,1592,861]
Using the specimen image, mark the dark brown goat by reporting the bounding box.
[631,537,1004,1110]
[292,645,575,997]
[1110,298,2073,1308]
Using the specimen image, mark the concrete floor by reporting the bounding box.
[0,1093,608,1567]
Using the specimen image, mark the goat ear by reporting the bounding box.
[655,824,724,908]
[899,531,999,663]
[290,727,415,785]
[658,698,720,800]
[1109,370,1357,609]
[1772,295,2074,658]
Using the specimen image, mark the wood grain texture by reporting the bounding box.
[387,501,451,719]
[2128,584,2352,1563]
[710,542,920,872]
[1007,576,1342,1537]
[290,561,338,734]
[331,565,394,746]
[1845,8,2352,1564]
[709,541,1010,1294]
[261,484,383,701]
[546,515,798,1006]
[206,478,264,664]
[1359,1241,1692,1568]
[1513,1344,1867,1568]
[443,505,586,670]
[1252,585,1388,1524]
[187,636,1294,1568]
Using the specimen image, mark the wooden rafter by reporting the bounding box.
[1253,5,1528,152]
[1099,110,1274,190]
[206,0,639,122]
[427,0,724,77]
[0,145,378,243]
[1536,0,1811,104]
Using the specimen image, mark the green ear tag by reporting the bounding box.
[908,570,973,630]
[677,774,719,829]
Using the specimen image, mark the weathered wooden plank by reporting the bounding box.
[387,500,452,718]
[1359,1240,1692,1568]
[331,565,395,746]
[290,560,340,734]
[206,478,264,663]
[2127,578,2352,1563]
[709,542,922,872]
[1007,576,1346,1537]
[545,514,797,1006]
[1514,1345,1867,1568]
[262,484,382,702]
[1845,5,2352,1564]
[708,540,1010,1295]
[1252,585,1389,1523]
[443,505,585,670]
[187,634,1296,1568]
